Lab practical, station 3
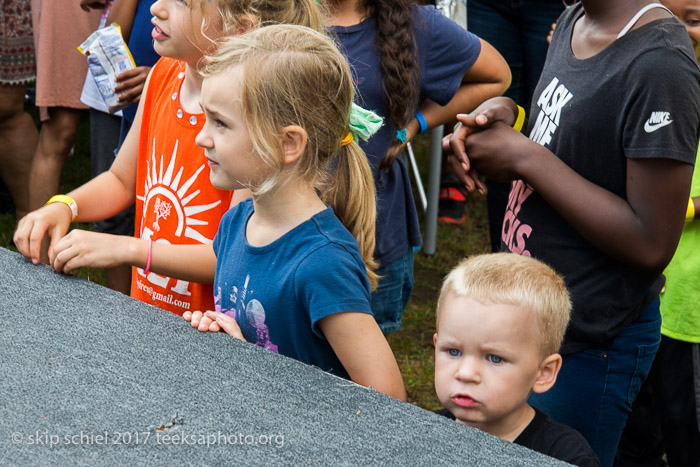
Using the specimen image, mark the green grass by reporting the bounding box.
[0,118,490,409]
[0,113,105,285]
[388,133,490,408]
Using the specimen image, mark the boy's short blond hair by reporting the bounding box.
[437,253,571,357]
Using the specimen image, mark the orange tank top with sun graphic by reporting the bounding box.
[132,57,233,316]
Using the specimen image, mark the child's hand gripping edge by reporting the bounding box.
[184,310,246,341]
[13,203,73,265]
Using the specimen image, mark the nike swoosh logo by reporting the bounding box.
[644,119,673,133]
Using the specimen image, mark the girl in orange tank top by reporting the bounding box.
[13,0,323,315]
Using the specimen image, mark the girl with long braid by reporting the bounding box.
[326,0,511,333]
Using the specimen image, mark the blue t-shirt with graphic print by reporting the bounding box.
[329,6,481,266]
[212,199,373,379]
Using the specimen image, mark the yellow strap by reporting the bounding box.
[686,197,695,222]
[513,105,526,133]
[46,195,78,222]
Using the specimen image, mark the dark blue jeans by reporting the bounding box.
[467,0,567,251]
[370,248,414,334]
[529,298,662,467]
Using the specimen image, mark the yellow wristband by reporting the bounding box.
[513,105,526,133]
[46,195,78,222]
[686,197,695,222]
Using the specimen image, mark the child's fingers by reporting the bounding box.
[208,320,221,332]
[197,315,214,332]
[47,225,68,267]
[116,88,143,105]
[115,68,142,82]
[115,66,150,82]
[57,254,80,275]
[49,239,69,273]
[446,153,476,192]
[189,310,204,328]
[113,78,140,95]
[12,217,33,261]
[457,105,516,129]
[183,311,193,322]
[446,122,471,170]
[456,112,488,128]
[204,311,246,341]
[13,215,47,265]
[114,77,145,95]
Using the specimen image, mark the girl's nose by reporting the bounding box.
[150,0,167,19]
[195,126,211,149]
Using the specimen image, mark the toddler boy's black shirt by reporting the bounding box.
[435,407,600,466]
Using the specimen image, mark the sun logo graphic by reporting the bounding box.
[135,138,222,296]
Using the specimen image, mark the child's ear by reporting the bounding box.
[433,332,438,347]
[532,353,562,394]
[281,125,308,165]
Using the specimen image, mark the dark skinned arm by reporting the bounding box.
[459,119,692,273]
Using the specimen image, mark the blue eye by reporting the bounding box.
[447,349,461,357]
[214,118,227,129]
[487,355,503,364]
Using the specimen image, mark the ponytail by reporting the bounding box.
[323,141,379,290]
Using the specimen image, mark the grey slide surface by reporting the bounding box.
[0,247,565,466]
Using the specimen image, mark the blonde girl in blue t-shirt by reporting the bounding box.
[183,25,406,401]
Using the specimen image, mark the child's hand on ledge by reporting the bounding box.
[183,310,246,341]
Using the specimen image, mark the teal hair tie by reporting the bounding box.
[348,102,383,143]
[395,128,407,143]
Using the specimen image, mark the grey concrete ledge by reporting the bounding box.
[0,247,565,466]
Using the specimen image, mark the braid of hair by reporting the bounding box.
[365,0,420,170]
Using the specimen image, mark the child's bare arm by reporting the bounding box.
[318,312,407,401]
[411,39,511,136]
[50,234,217,283]
[40,66,215,284]
[13,70,153,264]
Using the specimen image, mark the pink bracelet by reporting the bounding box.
[144,238,153,275]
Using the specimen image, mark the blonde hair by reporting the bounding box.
[190,0,325,55]
[213,0,324,34]
[437,253,571,356]
[202,25,379,289]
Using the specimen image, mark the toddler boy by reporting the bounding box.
[434,253,599,466]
